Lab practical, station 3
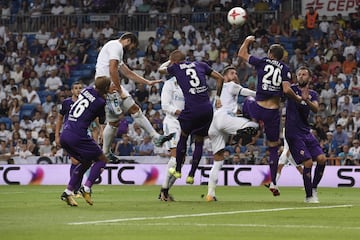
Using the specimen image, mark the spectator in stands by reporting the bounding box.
[42,94,55,116]
[63,0,75,15]
[115,134,134,156]
[128,122,145,145]
[20,115,33,132]
[0,98,9,117]
[137,135,154,156]
[32,111,45,133]
[33,57,47,80]
[23,129,38,155]
[101,22,114,39]
[148,85,161,105]
[8,88,22,115]
[182,18,195,41]
[333,124,349,154]
[39,136,52,156]
[10,64,23,84]
[47,31,59,54]
[44,69,63,92]
[36,129,47,146]
[0,122,11,143]
[121,77,136,95]
[134,83,149,109]
[338,144,355,165]
[349,74,360,97]
[35,24,50,46]
[81,22,93,39]
[342,53,357,76]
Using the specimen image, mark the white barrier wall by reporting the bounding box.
[0,164,359,187]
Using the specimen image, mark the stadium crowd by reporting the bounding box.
[1,0,360,166]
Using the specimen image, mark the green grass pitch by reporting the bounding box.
[0,185,359,240]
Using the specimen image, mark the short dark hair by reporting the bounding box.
[222,66,236,75]
[296,65,312,76]
[120,32,139,48]
[269,44,284,60]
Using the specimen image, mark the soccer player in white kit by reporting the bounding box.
[95,32,173,159]
[158,76,185,201]
[206,66,259,201]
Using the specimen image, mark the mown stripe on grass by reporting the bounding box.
[68,204,352,225]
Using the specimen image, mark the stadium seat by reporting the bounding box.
[255,138,264,146]
[19,103,37,120]
[153,103,161,110]
[125,115,134,124]
[0,117,12,130]
[38,90,55,103]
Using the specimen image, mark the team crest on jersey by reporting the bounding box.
[300,150,305,156]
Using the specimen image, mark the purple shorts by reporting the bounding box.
[286,132,324,164]
[60,130,103,163]
[178,103,213,137]
[242,97,280,142]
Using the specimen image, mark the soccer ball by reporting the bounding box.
[227,7,247,26]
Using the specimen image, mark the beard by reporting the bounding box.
[298,81,308,88]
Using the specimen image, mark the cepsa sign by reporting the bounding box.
[302,0,360,17]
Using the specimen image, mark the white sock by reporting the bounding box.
[132,111,159,138]
[102,123,117,154]
[65,189,73,195]
[162,157,176,189]
[207,160,223,197]
[168,175,177,189]
[84,186,91,193]
[276,172,281,184]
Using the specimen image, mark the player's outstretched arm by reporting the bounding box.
[119,63,162,86]
[238,35,255,62]
[210,70,224,107]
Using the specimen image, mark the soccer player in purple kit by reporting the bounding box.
[159,50,224,184]
[285,66,326,203]
[60,76,111,207]
[238,36,301,196]
[55,82,83,195]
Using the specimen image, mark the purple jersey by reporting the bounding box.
[285,85,323,164]
[248,56,291,101]
[285,85,318,136]
[63,87,106,136]
[59,97,74,120]
[167,61,212,110]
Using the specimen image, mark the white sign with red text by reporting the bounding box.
[0,164,359,187]
[302,0,359,17]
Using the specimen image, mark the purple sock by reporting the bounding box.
[188,141,203,177]
[175,135,187,172]
[268,146,279,184]
[69,163,77,177]
[303,167,312,197]
[313,164,325,188]
[85,161,106,188]
[67,163,90,191]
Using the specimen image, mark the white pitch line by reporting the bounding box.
[113,222,360,230]
[68,204,352,225]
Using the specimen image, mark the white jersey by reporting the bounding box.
[161,77,185,149]
[161,77,185,119]
[209,81,258,154]
[95,39,124,78]
[217,81,255,115]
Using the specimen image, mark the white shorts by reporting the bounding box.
[208,110,258,154]
[105,86,135,122]
[279,137,299,166]
[162,115,181,150]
